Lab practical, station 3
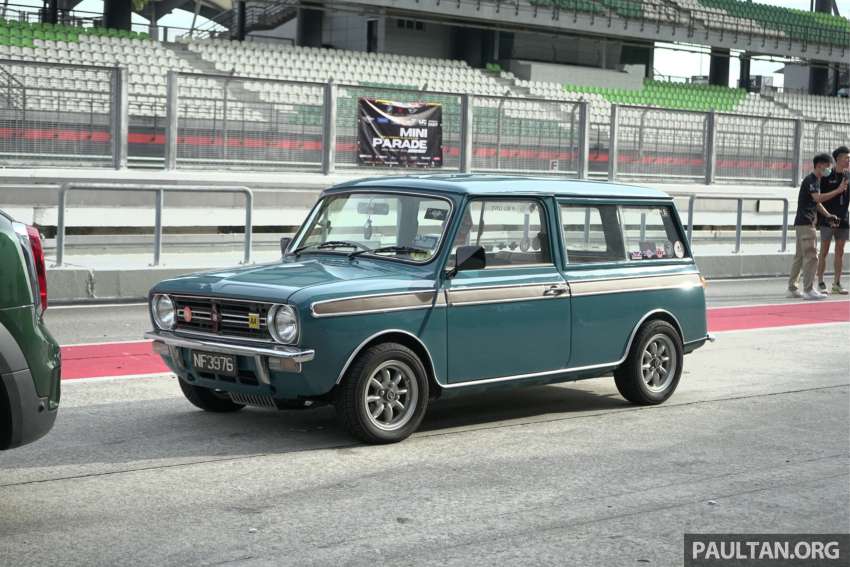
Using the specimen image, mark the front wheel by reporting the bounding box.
[335,343,429,444]
[614,320,683,405]
[178,379,245,412]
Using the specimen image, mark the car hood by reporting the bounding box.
[150,256,408,303]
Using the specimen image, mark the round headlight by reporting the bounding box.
[151,294,175,330]
[268,304,298,344]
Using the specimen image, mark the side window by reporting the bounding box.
[451,199,551,267]
[621,206,688,261]
[560,204,625,264]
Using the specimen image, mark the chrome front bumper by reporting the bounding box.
[144,330,315,362]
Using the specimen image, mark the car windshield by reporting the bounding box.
[292,192,453,263]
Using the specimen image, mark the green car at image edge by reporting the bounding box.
[147,175,711,444]
[0,209,61,451]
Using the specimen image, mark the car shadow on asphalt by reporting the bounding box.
[0,381,630,474]
[419,382,627,433]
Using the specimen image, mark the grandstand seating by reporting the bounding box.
[772,92,850,124]
[521,0,848,46]
[1,11,849,145]
[695,0,850,46]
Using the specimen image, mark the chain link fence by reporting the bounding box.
[0,63,847,183]
[802,121,850,177]
[128,93,166,165]
[715,114,796,184]
[0,59,114,165]
[614,107,708,181]
[173,73,324,170]
[471,96,580,175]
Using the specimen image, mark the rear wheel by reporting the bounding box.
[614,320,683,405]
[335,343,429,444]
[178,379,245,413]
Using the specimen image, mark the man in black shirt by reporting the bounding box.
[787,153,843,300]
[816,146,850,295]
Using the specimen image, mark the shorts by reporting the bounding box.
[820,226,850,242]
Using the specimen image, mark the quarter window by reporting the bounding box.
[451,199,551,267]
[560,204,625,264]
[621,206,688,261]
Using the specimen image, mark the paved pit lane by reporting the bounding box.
[1,321,848,566]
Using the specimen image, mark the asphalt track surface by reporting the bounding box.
[1,277,848,566]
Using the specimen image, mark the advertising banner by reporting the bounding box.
[357,97,443,167]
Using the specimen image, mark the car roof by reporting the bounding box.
[329,174,670,199]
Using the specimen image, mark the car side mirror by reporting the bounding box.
[447,245,486,278]
[280,237,292,257]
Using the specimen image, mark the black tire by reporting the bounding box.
[614,320,683,405]
[178,379,245,413]
[335,343,429,444]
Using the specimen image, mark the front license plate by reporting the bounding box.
[192,351,237,377]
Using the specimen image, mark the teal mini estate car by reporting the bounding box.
[146,175,710,443]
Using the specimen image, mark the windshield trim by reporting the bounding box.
[288,189,456,266]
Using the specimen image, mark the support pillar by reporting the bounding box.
[235,1,246,41]
[709,47,730,87]
[103,0,132,31]
[739,52,751,91]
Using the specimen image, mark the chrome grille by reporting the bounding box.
[172,295,273,342]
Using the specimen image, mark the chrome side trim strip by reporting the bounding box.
[438,308,684,389]
[447,281,569,307]
[311,290,446,318]
[145,331,315,363]
[570,273,701,298]
[440,363,618,389]
[334,329,441,385]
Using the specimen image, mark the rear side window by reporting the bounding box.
[451,199,551,267]
[620,206,688,261]
[560,204,625,264]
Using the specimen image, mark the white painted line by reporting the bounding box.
[708,274,850,283]
[709,299,850,310]
[712,321,850,335]
[62,372,175,384]
[50,302,147,310]
[61,339,152,348]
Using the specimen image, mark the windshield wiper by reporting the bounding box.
[349,245,429,259]
[293,241,366,256]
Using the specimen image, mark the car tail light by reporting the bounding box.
[13,222,48,314]
[26,225,48,312]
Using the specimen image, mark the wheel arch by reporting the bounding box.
[334,329,442,398]
[621,309,685,362]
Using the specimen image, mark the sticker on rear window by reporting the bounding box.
[424,208,448,221]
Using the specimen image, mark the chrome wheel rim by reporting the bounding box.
[641,334,677,392]
[364,360,419,431]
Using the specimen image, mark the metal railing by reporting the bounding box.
[163,71,595,176]
[0,59,126,168]
[1,63,848,183]
[675,193,790,254]
[54,183,254,267]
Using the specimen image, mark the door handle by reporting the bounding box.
[543,284,568,296]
